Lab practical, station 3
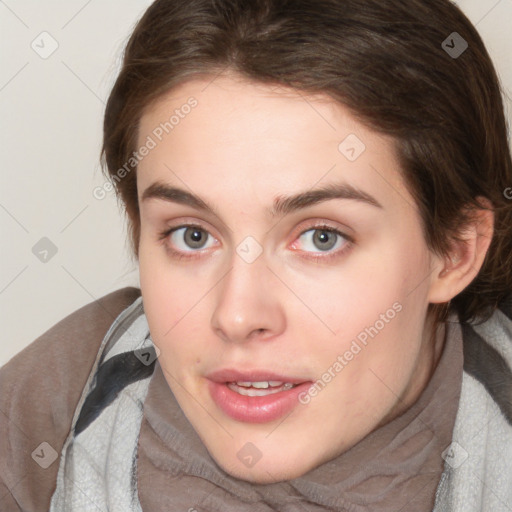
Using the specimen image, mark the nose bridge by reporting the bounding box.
[211,249,285,343]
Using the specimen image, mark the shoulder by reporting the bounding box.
[461,295,512,422]
[434,297,512,511]
[0,287,141,512]
[0,286,142,386]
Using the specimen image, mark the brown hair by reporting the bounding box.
[101,0,512,323]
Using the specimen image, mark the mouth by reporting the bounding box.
[206,369,312,423]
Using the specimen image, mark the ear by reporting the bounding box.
[428,198,494,304]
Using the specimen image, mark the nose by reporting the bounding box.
[210,253,286,344]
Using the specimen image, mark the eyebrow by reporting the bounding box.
[141,180,383,217]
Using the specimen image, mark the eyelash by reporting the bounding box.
[158,222,354,263]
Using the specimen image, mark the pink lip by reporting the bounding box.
[206,368,308,385]
[206,368,312,423]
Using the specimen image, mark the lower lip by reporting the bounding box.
[207,380,312,423]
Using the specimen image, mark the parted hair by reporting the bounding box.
[101,0,512,323]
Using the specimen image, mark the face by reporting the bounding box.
[136,74,443,483]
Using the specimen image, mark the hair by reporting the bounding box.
[101,0,512,324]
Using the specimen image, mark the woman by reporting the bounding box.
[1,0,511,510]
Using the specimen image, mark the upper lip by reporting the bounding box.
[206,368,310,384]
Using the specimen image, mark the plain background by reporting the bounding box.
[1,0,511,366]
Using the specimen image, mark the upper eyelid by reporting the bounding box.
[301,226,348,237]
[164,221,220,239]
[165,221,347,236]
[294,221,353,242]
[157,205,355,236]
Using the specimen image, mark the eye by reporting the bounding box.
[167,226,216,252]
[293,227,349,254]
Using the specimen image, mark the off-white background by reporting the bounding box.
[1,0,511,366]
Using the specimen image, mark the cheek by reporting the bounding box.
[314,301,426,434]
[332,283,429,409]
[139,246,214,374]
[281,255,413,343]
[298,239,431,375]
[139,240,198,326]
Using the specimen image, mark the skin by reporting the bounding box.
[136,73,492,483]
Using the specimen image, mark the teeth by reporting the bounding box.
[236,382,253,388]
[252,381,269,389]
[235,381,285,389]
[228,382,296,396]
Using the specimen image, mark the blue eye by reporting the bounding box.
[296,228,347,253]
[169,226,215,251]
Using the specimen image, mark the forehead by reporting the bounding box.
[139,74,347,149]
[136,74,412,215]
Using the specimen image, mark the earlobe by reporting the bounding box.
[428,200,494,304]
